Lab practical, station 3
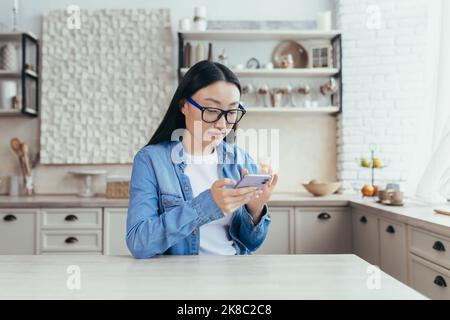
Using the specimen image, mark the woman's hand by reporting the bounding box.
[243,166,278,224]
[210,179,262,215]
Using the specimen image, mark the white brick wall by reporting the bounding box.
[336,0,429,190]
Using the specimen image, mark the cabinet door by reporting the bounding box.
[0,209,37,254]
[104,208,129,255]
[351,209,380,265]
[295,207,352,254]
[254,207,293,254]
[379,217,407,283]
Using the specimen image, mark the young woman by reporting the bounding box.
[126,60,278,259]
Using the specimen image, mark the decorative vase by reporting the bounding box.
[0,43,19,71]
[0,80,17,109]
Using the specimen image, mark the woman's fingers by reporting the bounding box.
[222,186,256,196]
[230,190,261,202]
[268,173,278,189]
[212,178,236,189]
[226,193,260,211]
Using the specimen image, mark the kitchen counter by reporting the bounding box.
[1,193,448,232]
[351,198,450,231]
[0,192,355,208]
[0,254,426,300]
[0,194,130,208]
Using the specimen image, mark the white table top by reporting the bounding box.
[0,254,426,300]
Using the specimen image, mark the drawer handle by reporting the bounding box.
[65,215,79,222]
[65,237,79,244]
[432,241,446,252]
[318,212,331,220]
[360,216,367,224]
[3,214,17,222]
[434,275,447,288]
[386,225,395,234]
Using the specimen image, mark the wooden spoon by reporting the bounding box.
[10,137,27,184]
[21,143,34,196]
[21,143,31,177]
[10,137,24,157]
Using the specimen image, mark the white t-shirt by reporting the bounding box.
[184,148,237,255]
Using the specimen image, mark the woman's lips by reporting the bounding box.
[208,131,225,138]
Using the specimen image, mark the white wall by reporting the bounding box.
[336,0,431,191]
[0,0,335,195]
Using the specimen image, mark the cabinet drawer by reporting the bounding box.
[295,207,352,254]
[410,227,450,269]
[379,218,407,284]
[352,209,380,265]
[40,230,102,252]
[41,208,102,229]
[410,254,450,300]
[0,209,37,254]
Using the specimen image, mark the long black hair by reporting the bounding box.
[146,60,242,146]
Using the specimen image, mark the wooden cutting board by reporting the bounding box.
[434,207,450,216]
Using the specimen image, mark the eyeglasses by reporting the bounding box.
[187,97,246,124]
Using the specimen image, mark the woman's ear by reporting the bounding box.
[179,99,187,115]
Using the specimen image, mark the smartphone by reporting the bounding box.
[233,174,272,190]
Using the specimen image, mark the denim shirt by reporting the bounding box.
[126,139,271,259]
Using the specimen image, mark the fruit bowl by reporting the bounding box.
[302,181,342,197]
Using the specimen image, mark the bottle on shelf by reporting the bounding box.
[207,42,213,61]
[195,43,205,63]
[183,42,191,67]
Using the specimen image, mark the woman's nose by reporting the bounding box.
[215,114,227,127]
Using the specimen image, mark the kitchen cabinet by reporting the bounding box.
[350,207,407,284]
[408,226,450,299]
[255,207,294,254]
[0,209,37,254]
[294,207,352,254]
[351,205,450,298]
[409,227,449,269]
[379,217,407,283]
[40,230,102,252]
[410,254,450,300]
[351,208,380,265]
[38,208,103,254]
[103,208,129,255]
[40,208,102,229]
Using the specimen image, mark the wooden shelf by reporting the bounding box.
[245,106,340,114]
[177,29,343,115]
[0,32,38,42]
[0,69,37,79]
[179,30,341,41]
[0,109,22,116]
[0,70,19,79]
[180,67,339,78]
[0,32,40,117]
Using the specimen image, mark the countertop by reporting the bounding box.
[0,194,131,208]
[0,254,426,300]
[1,192,448,232]
[0,192,355,208]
